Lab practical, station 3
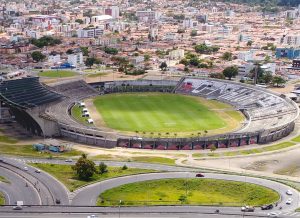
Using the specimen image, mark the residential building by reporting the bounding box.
[77,27,104,38]
[67,52,83,67]
[276,48,300,59]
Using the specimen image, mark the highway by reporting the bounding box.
[1,156,300,217]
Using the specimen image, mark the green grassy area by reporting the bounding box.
[291,135,300,143]
[30,163,159,191]
[98,178,279,206]
[130,156,175,165]
[0,144,82,158]
[93,93,242,137]
[91,154,176,165]
[0,192,4,205]
[193,142,296,158]
[0,135,18,144]
[0,176,10,184]
[71,105,93,126]
[38,70,78,78]
[87,72,108,78]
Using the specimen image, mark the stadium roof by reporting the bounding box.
[0,77,62,109]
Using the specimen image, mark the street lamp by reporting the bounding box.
[119,200,122,218]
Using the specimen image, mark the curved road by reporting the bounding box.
[1,156,300,217]
[0,166,40,205]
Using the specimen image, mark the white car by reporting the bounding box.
[267,212,279,217]
[23,167,28,171]
[87,215,98,218]
[35,169,41,173]
[286,198,293,205]
[286,190,293,195]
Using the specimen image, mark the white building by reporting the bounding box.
[111,6,120,19]
[238,51,254,62]
[136,10,160,22]
[238,62,254,76]
[91,15,113,24]
[169,49,185,60]
[77,27,104,38]
[182,19,198,29]
[48,54,61,65]
[67,52,83,67]
[280,35,300,46]
[261,63,276,74]
[164,32,177,41]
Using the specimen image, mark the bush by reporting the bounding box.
[122,165,128,170]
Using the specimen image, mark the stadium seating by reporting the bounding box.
[0,77,61,108]
[175,78,298,133]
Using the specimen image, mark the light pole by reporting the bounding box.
[119,199,122,218]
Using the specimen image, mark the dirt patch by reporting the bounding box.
[242,160,279,171]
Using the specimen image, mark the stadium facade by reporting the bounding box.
[0,77,298,150]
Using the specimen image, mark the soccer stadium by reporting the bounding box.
[0,77,298,150]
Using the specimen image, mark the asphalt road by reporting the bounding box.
[0,212,260,218]
[0,166,40,205]
[1,156,300,217]
[0,157,69,205]
[71,172,300,212]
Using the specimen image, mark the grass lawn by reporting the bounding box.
[0,193,4,205]
[0,176,10,184]
[0,144,82,158]
[193,142,296,158]
[87,72,108,78]
[0,135,18,144]
[93,93,243,137]
[291,135,300,143]
[71,104,93,126]
[98,178,279,206]
[91,155,176,165]
[38,70,78,78]
[30,163,159,192]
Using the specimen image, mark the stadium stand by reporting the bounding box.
[0,77,298,150]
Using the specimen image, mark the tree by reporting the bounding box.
[144,54,150,62]
[66,49,73,54]
[190,30,197,37]
[179,58,189,66]
[262,71,273,84]
[80,47,89,56]
[85,57,99,68]
[122,165,128,170]
[99,162,108,174]
[222,52,233,61]
[210,145,217,153]
[210,73,225,79]
[31,51,45,62]
[178,194,187,204]
[75,19,84,24]
[159,62,168,71]
[72,154,96,180]
[272,76,286,87]
[189,57,200,66]
[222,66,238,80]
[104,47,118,55]
[247,41,253,47]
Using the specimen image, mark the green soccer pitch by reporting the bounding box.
[90,93,244,137]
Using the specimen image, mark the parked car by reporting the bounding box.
[195,173,204,177]
[267,212,279,217]
[241,206,255,212]
[286,190,293,195]
[286,198,293,205]
[65,159,73,163]
[261,204,273,210]
[35,169,41,173]
[55,199,61,204]
[23,167,28,171]
[12,206,22,210]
